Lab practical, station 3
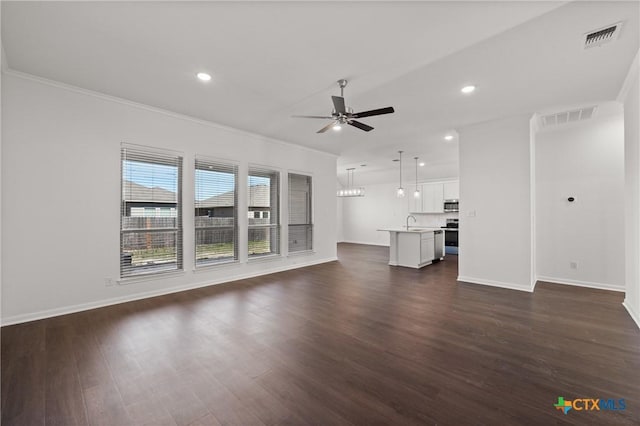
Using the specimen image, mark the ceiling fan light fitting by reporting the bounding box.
[461,85,476,94]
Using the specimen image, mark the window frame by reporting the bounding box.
[120,145,183,279]
[194,156,239,268]
[287,172,314,254]
[247,165,281,260]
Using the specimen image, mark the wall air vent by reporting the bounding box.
[539,106,597,128]
[584,22,622,49]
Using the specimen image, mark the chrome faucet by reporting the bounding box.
[406,215,416,230]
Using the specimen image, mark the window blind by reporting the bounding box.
[121,147,183,278]
[248,166,280,258]
[288,173,313,253]
[195,158,238,266]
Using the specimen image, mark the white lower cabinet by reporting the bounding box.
[389,230,437,268]
[420,234,435,264]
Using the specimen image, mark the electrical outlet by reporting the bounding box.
[570,262,578,270]
[105,278,115,287]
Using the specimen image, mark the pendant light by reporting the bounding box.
[337,168,365,197]
[396,150,405,198]
[414,157,420,198]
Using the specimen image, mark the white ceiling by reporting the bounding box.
[2,1,638,185]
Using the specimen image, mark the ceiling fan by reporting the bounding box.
[292,79,395,133]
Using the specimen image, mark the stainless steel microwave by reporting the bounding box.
[444,199,459,212]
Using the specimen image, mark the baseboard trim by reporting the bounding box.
[536,275,625,292]
[1,257,338,326]
[622,300,640,330]
[457,275,535,293]
[339,240,389,247]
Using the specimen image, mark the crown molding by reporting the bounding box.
[617,49,639,102]
[2,68,338,159]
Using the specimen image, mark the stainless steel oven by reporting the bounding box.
[444,229,458,247]
[441,219,458,254]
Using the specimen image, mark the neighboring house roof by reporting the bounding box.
[123,181,271,207]
[123,180,176,203]
[198,184,270,208]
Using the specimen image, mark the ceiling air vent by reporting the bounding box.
[539,106,597,128]
[584,22,622,49]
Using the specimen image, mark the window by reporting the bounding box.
[248,167,280,258]
[195,158,238,266]
[288,173,313,253]
[121,147,182,277]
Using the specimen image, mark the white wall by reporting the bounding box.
[535,104,625,291]
[622,50,640,328]
[341,181,458,246]
[458,114,534,291]
[342,183,407,246]
[336,180,344,242]
[1,72,338,324]
[1,14,3,325]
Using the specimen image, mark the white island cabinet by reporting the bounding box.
[378,228,444,268]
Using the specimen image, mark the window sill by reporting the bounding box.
[193,259,240,273]
[247,254,283,264]
[118,269,186,285]
[287,250,315,258]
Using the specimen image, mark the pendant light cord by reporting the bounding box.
[398,151,403,188]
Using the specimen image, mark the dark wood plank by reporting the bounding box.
[2,243,640,425]
[82,382,132,426]
[43,321,88,425]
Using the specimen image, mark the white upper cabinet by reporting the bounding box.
[422,183,444,213]
[443,181,459,200]
[408,180,459,213]
[409,185,423,213]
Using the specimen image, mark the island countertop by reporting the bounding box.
[377,227,443,233]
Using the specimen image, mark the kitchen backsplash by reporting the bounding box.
[412,212,459,227]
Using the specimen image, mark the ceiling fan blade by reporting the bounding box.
[292,115,334,119]
[351,106,395,119]
[332,96,347,114]
[348,120,374,132]
[317,121,338,133]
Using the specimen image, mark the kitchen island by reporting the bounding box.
[378,228,444,269]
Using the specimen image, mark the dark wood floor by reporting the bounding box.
[2,243,640,425]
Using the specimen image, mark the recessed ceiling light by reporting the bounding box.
[333,124,342,131]
[461,85,476,94]
[196,72,212,82]
[360,164,367,167]
[419,162,425,167]
[444,135,454,141]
